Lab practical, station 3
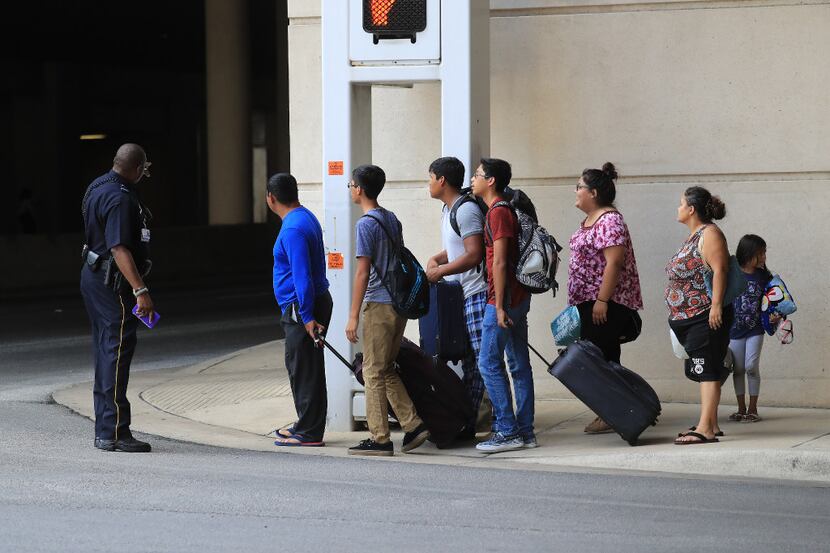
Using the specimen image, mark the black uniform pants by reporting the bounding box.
[80,266,138,441]
[576,300,638,364]
[280,290,333,441]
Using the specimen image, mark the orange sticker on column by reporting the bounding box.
[327,252,344,270]
[328,161,344,175]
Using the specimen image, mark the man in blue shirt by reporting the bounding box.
[267,173,332,447]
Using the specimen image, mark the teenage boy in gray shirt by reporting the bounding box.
[345,164,430,456]
[425,157,491,436]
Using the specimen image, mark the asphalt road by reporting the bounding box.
[1,284,829,552]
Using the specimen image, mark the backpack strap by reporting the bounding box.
[484,200,513,243]
[362,212,399,249]
[484,201,516,307]
[449,194,475,237]
[361,212,401,277]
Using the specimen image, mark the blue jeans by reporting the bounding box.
[478,297,534,437]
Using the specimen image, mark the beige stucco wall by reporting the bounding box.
[287,0,830,407]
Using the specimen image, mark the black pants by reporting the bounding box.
[80,266,138,441]
[576,300,639,364]
[280,290,333,441]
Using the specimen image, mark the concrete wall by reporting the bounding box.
[287,0,830,407]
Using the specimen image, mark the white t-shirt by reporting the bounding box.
[441,196,487,299]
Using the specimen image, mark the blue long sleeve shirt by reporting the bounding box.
[272,206,329,323]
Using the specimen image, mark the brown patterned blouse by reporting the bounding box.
[665,225,711,321]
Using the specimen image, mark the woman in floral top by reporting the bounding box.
[567,162,643,434]
[666,186,733,445]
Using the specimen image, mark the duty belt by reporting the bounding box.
[81,244,105,271]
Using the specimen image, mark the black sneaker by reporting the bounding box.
[95,436,152,453]
[401,423,430,453]
[348,439,393,456]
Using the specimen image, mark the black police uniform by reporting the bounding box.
[80,170,151,444]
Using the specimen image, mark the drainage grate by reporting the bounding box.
[141,372,291,415]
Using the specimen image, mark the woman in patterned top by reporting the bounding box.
[666,186,732,445]
[568,162,643,434]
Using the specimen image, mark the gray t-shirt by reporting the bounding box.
[356,207,402,304]
[441,197,487,299]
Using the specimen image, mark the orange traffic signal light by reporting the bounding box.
[363,0,427,44]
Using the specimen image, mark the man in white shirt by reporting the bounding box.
[426,157,490,436]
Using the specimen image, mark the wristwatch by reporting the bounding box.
[133,286,149,297]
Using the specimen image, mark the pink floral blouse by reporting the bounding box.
[567,211,643,311]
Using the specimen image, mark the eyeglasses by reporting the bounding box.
[346,181,359,190]
[142,161,152,178]
[473,172,487,179]
[575,183,590,191]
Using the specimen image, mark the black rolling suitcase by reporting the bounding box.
[319,336,473,448]
[418,280,467,362]
[394,338,474,447]
[546,340,661,446]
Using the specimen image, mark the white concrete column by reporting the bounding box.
[441,0,490,179]
[205,0,251,225]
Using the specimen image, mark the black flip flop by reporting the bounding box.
[674,431,719,445]
[686,426,724,437]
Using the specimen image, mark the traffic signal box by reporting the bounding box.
[363,0,428,44]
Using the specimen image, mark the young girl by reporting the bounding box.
[728,234,773,423]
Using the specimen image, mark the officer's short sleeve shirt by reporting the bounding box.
[83,171,145,264]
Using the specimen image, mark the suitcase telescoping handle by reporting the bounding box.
[528,343,552,368]
[314,333,355,372]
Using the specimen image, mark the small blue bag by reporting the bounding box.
[551,305,581,347]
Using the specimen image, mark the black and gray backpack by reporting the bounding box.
[486,191,563,296]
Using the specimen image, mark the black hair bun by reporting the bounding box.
[601,162,618,181]
[708,196,726,220]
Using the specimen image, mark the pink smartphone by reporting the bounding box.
[132,305,160,328]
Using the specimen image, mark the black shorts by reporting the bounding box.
[668,307,734,383]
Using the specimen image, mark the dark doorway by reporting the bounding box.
[0,0,287,236]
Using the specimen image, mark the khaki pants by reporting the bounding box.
[362,302,422,443]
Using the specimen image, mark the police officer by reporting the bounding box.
[80,143,154,452]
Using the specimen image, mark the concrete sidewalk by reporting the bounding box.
[53,340,830,483]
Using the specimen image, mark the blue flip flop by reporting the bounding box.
[274,433,325,447]
[274,423,297,439]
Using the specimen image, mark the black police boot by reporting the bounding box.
[95,436,151,453]
[94,437,116,451]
